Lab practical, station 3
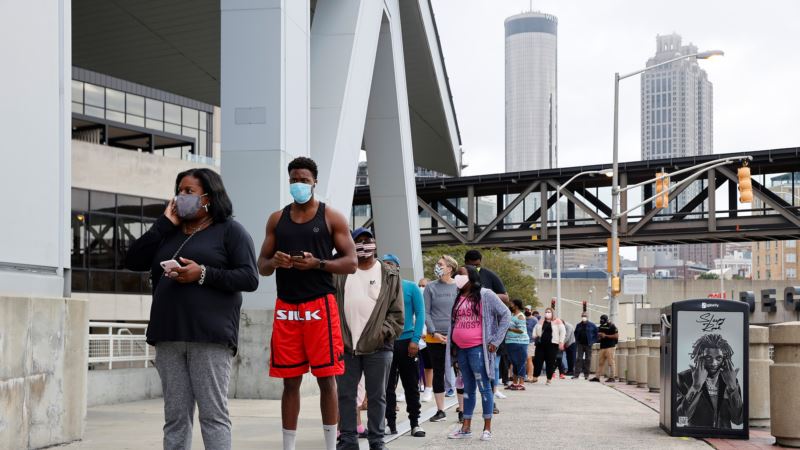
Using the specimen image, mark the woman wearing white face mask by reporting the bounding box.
[532,307,567,385]
[445,265,510,441]
[423,255,459,422]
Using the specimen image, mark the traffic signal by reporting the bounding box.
[582,300,587,312]
[551,298,556,309]
[655,172,669,208]
[738,165,752,203]
[611,276,621,296]
[606,238,620,273]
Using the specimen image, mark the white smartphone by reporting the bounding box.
[160,259,181,272]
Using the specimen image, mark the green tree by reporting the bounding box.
[698,272,719,280]
[421,244,539,307]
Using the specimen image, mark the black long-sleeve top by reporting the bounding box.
[125,215,259,354]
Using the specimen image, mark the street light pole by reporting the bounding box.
[608,49,723,325]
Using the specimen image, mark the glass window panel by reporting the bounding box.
[72,189,89,211]
[71,81,84,103]
[145,119,163,131]
[84,83,104,107]
[182,127,197,140]
[146,98,164,120]
[126,114,144,127]
[87,214,116,269]
[116,216,142,269]
[84,105,105,119]
[182,107,198,128]
[199,131,207,156]
[117,195,141,216]
[165,103,181,124]
[89,271,115,293]
[143,200,166,219]
[126,94,145,117]
[72,269,88,293]
[71,212,88,268]
[106,110,125,123]
[106,89,125,112]
[164,123,181,135]
[199,111,207,130]
[90,191,115,213]
[72,102,83,114]
[116,271,142,294]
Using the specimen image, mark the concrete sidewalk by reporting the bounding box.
[62,377,709,449]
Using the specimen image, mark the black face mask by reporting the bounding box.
[600,319,608,325]
[524,311,531,317]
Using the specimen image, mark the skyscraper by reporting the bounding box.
[640,33,715,269]
[505,12,558,172]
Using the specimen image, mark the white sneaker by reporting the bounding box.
[494,391,507,399]
[480,430,492,441]
[421,389,433,403]
[447,429,472,439]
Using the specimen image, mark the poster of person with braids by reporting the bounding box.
[674,309,744,429]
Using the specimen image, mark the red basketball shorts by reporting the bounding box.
[269,294,344,378]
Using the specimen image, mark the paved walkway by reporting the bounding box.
[62,376,711,449]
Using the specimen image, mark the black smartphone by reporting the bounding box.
[289,250,305,259]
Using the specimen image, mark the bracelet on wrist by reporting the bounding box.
[198,265,207,285]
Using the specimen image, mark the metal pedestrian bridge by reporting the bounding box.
[352,147,800,250]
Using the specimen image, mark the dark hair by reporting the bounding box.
[288,156,318,180]
[532,310,540,316]
[175,168,233,223]
[511,299,525,312]
[451,265,483,322]
[464,249,482,262]
[690,333,734,362]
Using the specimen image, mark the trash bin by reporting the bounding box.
[659,299,749,439]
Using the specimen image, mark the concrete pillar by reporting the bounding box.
[221,0,317,399]
[362,8,423,281]
[616,340,628,382]
[769,321,800,447]
[646,338,660,393]
[590,343,599,374]
[626,340,638,385]
[749,325,771,428]
[636,338,648,388]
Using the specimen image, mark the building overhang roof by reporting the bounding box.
[72,0,461,175]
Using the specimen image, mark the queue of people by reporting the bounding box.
[126,156,619,450]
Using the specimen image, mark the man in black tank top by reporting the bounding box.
[258,157,357,450]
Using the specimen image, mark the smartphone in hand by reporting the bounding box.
[160,259,181,272]
[289,250,306,260]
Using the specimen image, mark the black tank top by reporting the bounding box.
[275,202,336,303]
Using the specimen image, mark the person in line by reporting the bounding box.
[591,315,619,383]
[573,312,599,380]
[382,254,426,438]
[333,229,404,450]
[524,306,539,382]
[557,320,575,379]
[446,266,511,441]
[258,157,358,450]
[125,168,259,450]
[423,255,459,422]
[532,307,566,385]
[504,299,529,390]
[417,278,434,400]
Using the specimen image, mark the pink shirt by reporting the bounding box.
[451,296,482,349]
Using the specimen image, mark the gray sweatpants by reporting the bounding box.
[155,341,233,450]
[337,351,393,450]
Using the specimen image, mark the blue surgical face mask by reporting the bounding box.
[175,193,208,219]
[290,182,314,204]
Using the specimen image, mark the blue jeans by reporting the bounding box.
[457,345,494,420]
[505,343,528,379]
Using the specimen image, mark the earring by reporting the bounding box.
[203,204,210,212]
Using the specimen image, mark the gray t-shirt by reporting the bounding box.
[423,280,458,335]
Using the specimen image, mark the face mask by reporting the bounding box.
[581,317,588,322]
[433,265,445,278]
[454,274,469,290]
[355,242,376,259]
[175,193,207,219]
[290,182,314,204]
[600,317,608,324]
[545,312,553,320]
[524,311,531,317]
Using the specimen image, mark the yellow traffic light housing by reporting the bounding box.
[611,276,621,296]
[606,238,620,273]
[655,172,669,209]
[738,165,752,203]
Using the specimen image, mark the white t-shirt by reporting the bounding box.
[344,262,382,348]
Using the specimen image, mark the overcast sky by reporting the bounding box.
[431,0,800,176]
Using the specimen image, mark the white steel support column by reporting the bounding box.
[220,0,311,399]
[310,0,384,217]
[363,5,424,281]
[221,0,310,310]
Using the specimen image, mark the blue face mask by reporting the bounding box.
[290,182,314,204]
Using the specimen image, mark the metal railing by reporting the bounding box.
[88,322,155,369]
